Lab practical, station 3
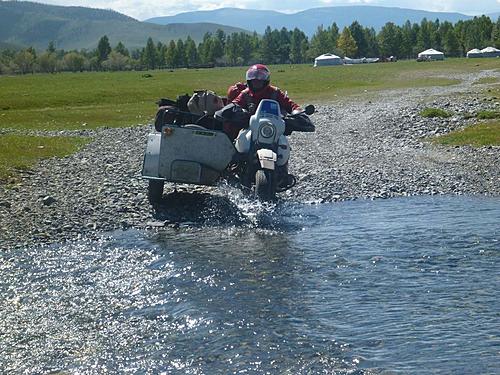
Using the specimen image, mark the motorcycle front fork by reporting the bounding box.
[226,160,292,192]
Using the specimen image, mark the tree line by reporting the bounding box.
[1,15,499,74]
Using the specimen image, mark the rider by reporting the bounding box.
[231,64,301,190]
[232,64,301,115]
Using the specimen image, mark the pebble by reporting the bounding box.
[0,201,11,209]
[42,196,56,206]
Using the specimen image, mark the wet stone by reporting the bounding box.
[42,196,57,206]
[146,221,167,228]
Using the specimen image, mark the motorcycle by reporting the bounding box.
[220,99,315,201]
[141,98,315,203]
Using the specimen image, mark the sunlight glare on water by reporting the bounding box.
[0,195,498,374]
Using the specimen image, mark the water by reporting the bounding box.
[1,196,499,374]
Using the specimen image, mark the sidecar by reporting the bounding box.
[142,123,236,203]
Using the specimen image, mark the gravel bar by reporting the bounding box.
[1,70,499,249]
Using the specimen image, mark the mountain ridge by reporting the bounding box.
[0,1,248,50]
[2,2,498,51]
[146,6,497,36]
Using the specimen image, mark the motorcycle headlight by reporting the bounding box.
[259,123,275,138]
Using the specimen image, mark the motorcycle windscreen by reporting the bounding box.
[259,100,281,116]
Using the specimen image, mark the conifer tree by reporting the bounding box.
[349,21,367,57]
[492,17,500,48]
[328,23,340,49]
[290,28,308,63]
[210,37,224,63]
[97,35,111,63]
[261,26,278,64]
[156,42,166,67]
[114,41,129,57]
[176,39,187,67]
[400,21,414,58]
[378,22,402,57]
[143,37,157,69]
[277,27,291,63]
[364,27,379,57]
[47,41,56,54]
[185,36,198,67]
[198,32,213,64]
[166,40,177,68]
[309,25,333,58]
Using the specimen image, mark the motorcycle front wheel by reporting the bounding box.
[255,169,276,202]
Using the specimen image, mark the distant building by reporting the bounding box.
[314,53,343,67]
[467,48,483,58]
[418,49,445,61]
[480,47,500,58]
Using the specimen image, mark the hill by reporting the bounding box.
[0,1,248,50]
[0,41,23,51]
[146,6,478,35]
[488,12,500,20]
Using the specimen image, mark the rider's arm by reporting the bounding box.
[231,91,247,109]
[276,89,301,114]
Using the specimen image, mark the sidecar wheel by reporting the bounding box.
[255,169,275,201]
[148,179,164,204]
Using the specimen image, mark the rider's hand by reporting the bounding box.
[291,108,303,116]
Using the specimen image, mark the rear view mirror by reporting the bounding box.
[305,104,315,115]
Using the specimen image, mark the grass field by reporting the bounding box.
[0,58,498,181]
[1,58,498,131]
[0,134,90,181]
[433,121,500,147]
[484,83,500,101]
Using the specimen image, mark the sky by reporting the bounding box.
[21,0,500,20]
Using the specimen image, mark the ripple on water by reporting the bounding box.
[0,196,499,374]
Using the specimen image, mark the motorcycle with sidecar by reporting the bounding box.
[142,97,315,203]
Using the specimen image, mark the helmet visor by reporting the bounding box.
[246,68,270,81]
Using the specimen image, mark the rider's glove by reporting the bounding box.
[291,108,303,116]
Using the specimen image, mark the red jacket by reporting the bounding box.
[227,82,247,102]
[232,85,300,115]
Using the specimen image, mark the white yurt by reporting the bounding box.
[480,47,500,58]
[314,53,343,67]
[418,48,445,61]
[467,48,483,58]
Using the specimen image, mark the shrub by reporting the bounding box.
[420,108,452,118]
[477,110,500,120]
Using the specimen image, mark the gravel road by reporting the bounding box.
[1,70,499,249]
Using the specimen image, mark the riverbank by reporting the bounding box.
[0,70,499,249]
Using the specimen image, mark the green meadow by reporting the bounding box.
[0,134,90,182]
[433,121,500,147]
[0,58,499,181]
[1,58,499,131]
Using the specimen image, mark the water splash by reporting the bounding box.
[218,182,274,227]
[149,181,318,234]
